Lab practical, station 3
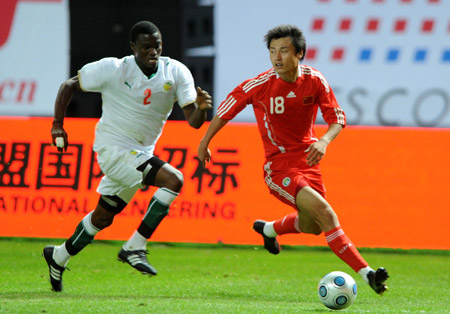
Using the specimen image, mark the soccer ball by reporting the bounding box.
[318,271,357,310]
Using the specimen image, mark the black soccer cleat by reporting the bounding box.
[367,267,389,295]
[118,248,157,275]
[253,220,280,255]
[43,245,67,292]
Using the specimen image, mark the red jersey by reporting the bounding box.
[217,65,346,159]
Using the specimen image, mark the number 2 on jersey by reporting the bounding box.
[143,88,152,105]
[270,96,285,114]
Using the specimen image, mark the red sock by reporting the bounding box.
[325,226,368,272]
[273,212,301,235]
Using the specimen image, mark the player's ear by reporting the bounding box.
[130,41,136,53]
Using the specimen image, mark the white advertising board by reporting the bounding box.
[0,0,69,117]
[214,0,450,127]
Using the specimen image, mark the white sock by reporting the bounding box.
[358,266,374,284]
[263,221,278,238]
[154,187,179,205]
[124,230,147,251]
[53,244,71,267]
[82,212,100,236]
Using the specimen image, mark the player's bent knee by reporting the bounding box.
[136,156,167,186]
[98,195,128,214]
[94,195,128,229]
[310,204,339,232]
[165,169,184,191]
[321,206,338,224]
[91,195,127,230]
[310,202,334,220]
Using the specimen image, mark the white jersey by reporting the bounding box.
[78,55,197,154]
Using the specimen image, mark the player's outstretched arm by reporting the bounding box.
[183,86,212,129]
[51,76,82,152]
[197,115,228,167]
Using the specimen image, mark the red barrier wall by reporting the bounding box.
[1,117,449,250]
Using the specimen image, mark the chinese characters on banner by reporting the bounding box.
[1,117,450,250]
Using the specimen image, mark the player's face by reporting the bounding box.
[269,37,303,82]
[131,32,162,76]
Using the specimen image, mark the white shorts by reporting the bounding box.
[95,146,152,203]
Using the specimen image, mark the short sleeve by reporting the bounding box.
[173,61,197,108]
[78,57,118,92]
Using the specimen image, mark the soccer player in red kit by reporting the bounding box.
[198,25,389,295]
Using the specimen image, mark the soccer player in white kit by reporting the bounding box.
[43,21,212,292]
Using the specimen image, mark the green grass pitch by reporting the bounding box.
[0,238,448,313]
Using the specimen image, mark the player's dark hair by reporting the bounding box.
[130,21,161,43]
[264,25,307,60]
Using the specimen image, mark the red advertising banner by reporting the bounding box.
[0,117,449,250]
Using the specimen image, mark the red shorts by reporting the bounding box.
[263,152,326,210]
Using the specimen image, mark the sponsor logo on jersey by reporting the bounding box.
[282,177,291,187]
[286,91,296,98]
[163,81,173,92]
[124,81,133,89]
